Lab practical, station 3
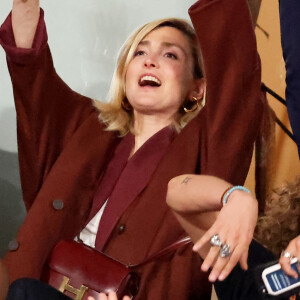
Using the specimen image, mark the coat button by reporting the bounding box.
[117,224,126,235]
[52,199,64,210]
[8,239,19,251]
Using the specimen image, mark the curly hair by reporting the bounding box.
[254,176,300,258]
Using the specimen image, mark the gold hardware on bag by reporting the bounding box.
[58,276,88,300]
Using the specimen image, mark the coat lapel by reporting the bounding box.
[102,115,203,264]
[95,127,176,250]
[88,133,134,221]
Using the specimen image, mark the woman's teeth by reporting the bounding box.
[139,75,161,87]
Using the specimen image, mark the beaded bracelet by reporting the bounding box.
[221,185,251,206]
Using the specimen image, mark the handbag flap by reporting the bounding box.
[47,240,132,293]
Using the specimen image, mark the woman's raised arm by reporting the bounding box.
[0,2,96,210]
[12,0,40,48]
[189,0,264,185]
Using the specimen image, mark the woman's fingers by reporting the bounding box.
[280,256,298,278]
[99,293,110,300]
[195,228,251,282]
[209,244,238,282]
[199,232,235,281]
[88,291,120,300]
[201,244,220,272]
[193,230,211,252]
[193,195,256,282]
[279,236,300,278]
[108,291,119,300]
[206,241,250,282]
[196,228,224,272]
[218,244,249,281]
[239,249,249,271]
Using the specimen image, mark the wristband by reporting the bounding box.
[221,185,251,206]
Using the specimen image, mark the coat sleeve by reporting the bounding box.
[189,0,265,184]
[0,10,97,210]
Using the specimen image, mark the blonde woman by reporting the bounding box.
[0,0,264,298]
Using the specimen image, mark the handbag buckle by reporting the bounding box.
[59,276,88,300]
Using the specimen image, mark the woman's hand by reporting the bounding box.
[87,291,131,300]
[192,190,258,282]
[167,175,258,282]
[12,0,40,48]
[0,259,9,300]
[279,236,300,278]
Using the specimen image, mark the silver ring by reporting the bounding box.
[210,234,222,247]
[220,243,231,258]
[281,250,292,259]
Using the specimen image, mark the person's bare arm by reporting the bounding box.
[167,175,231,213]
[167,175,258,282]
[12,0,40,48]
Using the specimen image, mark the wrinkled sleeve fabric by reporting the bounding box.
[189,0,264,184]
[0,10,96,210]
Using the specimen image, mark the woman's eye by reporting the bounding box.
[134,50,145,57]
[165,52,178,60]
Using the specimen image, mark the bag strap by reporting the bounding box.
[131,236,192,268]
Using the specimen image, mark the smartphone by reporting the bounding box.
[262,257,300,296]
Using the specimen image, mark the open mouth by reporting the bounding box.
[138,75,161,87]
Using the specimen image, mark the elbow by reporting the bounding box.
[166,175,186,212]
[166,177,177,209]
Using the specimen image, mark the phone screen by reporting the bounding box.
[265,262,300,294]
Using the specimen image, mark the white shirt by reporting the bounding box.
[76,200,108,248]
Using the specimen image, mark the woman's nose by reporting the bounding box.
[144,55,158,68]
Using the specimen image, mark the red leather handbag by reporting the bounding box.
[43,237,191,300]
[43,240,139,300]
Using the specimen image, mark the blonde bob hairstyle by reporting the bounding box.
[94,18,204,136]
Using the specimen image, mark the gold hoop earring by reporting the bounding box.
[183,97,200,113]
[121,98,132,111]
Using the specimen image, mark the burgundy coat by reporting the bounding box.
[0,0,264,298]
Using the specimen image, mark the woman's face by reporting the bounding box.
[125,26,198,119]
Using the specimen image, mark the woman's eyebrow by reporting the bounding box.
[162,42,188,57]
[138,40,188,57]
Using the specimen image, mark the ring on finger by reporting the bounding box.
[220,243,231,258]
[280,250,296,263]
[281,250,292,259]
[210,234,223,247]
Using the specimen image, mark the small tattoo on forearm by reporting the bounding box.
[181,176,192,184]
